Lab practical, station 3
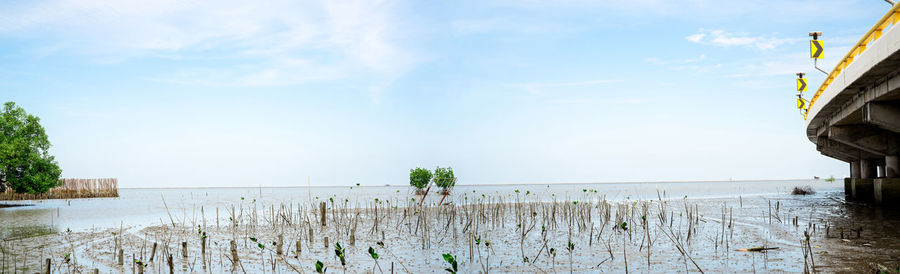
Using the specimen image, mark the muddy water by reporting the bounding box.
[1,179,898,273]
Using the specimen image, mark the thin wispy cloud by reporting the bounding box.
[2,0,877,187]
[450,17,573,35]
[0,0,420,87]
[686,29,796,50]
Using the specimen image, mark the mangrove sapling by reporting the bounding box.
[442,253,459,274]
[315,260,327,273]
[620,221,628,274]
[549,247,557,269]
[368,246,384,273]
[434,166,456,196]
[409,167,433,195]
[333,242,346,273]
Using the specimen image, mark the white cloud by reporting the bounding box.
[685,33,705,43]
[450,17,571,35]
[0,0,420,87]
[686,29,796,50]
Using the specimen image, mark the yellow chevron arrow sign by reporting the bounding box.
[797,78,807,92]
[810,40,824,59]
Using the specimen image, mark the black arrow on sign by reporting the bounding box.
[812,41,823,58]
[798,78,806,91]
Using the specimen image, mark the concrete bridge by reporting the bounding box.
[806,5,900,205]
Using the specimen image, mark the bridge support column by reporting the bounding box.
[851,161,861,178]
[874,178,900,205]
[861,159,877,179]
[887,155,899,178]
[850,178,875,201]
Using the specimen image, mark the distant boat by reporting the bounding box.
[814,176,820,180]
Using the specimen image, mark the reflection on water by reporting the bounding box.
[812,193,900,272]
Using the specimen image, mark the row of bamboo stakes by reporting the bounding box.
[0,178,119,200]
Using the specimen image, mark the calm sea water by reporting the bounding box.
[0,179,838,236]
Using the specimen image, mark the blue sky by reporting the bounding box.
[0,0,891,187]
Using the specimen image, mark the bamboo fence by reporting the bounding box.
[0,178,119,200]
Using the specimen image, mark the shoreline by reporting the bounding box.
[116,177,825,190]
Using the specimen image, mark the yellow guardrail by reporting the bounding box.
[807,4,900,118]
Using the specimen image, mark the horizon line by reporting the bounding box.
[118,177,824,190]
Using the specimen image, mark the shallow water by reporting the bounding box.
[0,179,828,233]
[5,179,900,273]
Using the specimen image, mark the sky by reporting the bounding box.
[0,0,891,188]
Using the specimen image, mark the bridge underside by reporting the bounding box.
[808,54,900,180]
[807,55,900,205]
[804,5,900,205]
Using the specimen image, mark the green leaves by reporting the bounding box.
[619,221,628,231]
[433,166,455,189]
[409,167,433,189]
[442,253,458,274]
[0,102,61,194]
[315,260,326,273]
[334,243,346,266]
[248,236,264,248]
[368,246,379,260]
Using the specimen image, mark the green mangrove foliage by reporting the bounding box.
[315,260,327,273]
[0,102,62,194]
[442,253,459,274]
[434,166,456,190]
[409,167,433,190]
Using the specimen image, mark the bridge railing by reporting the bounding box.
[807,4,900,116]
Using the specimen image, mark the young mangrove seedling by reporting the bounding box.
[550,248,557,268]
[368,246,383,273]
[442,253,459,274]
[315,260,327,273]
[334,242,347,271]
[250,237,264,249]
